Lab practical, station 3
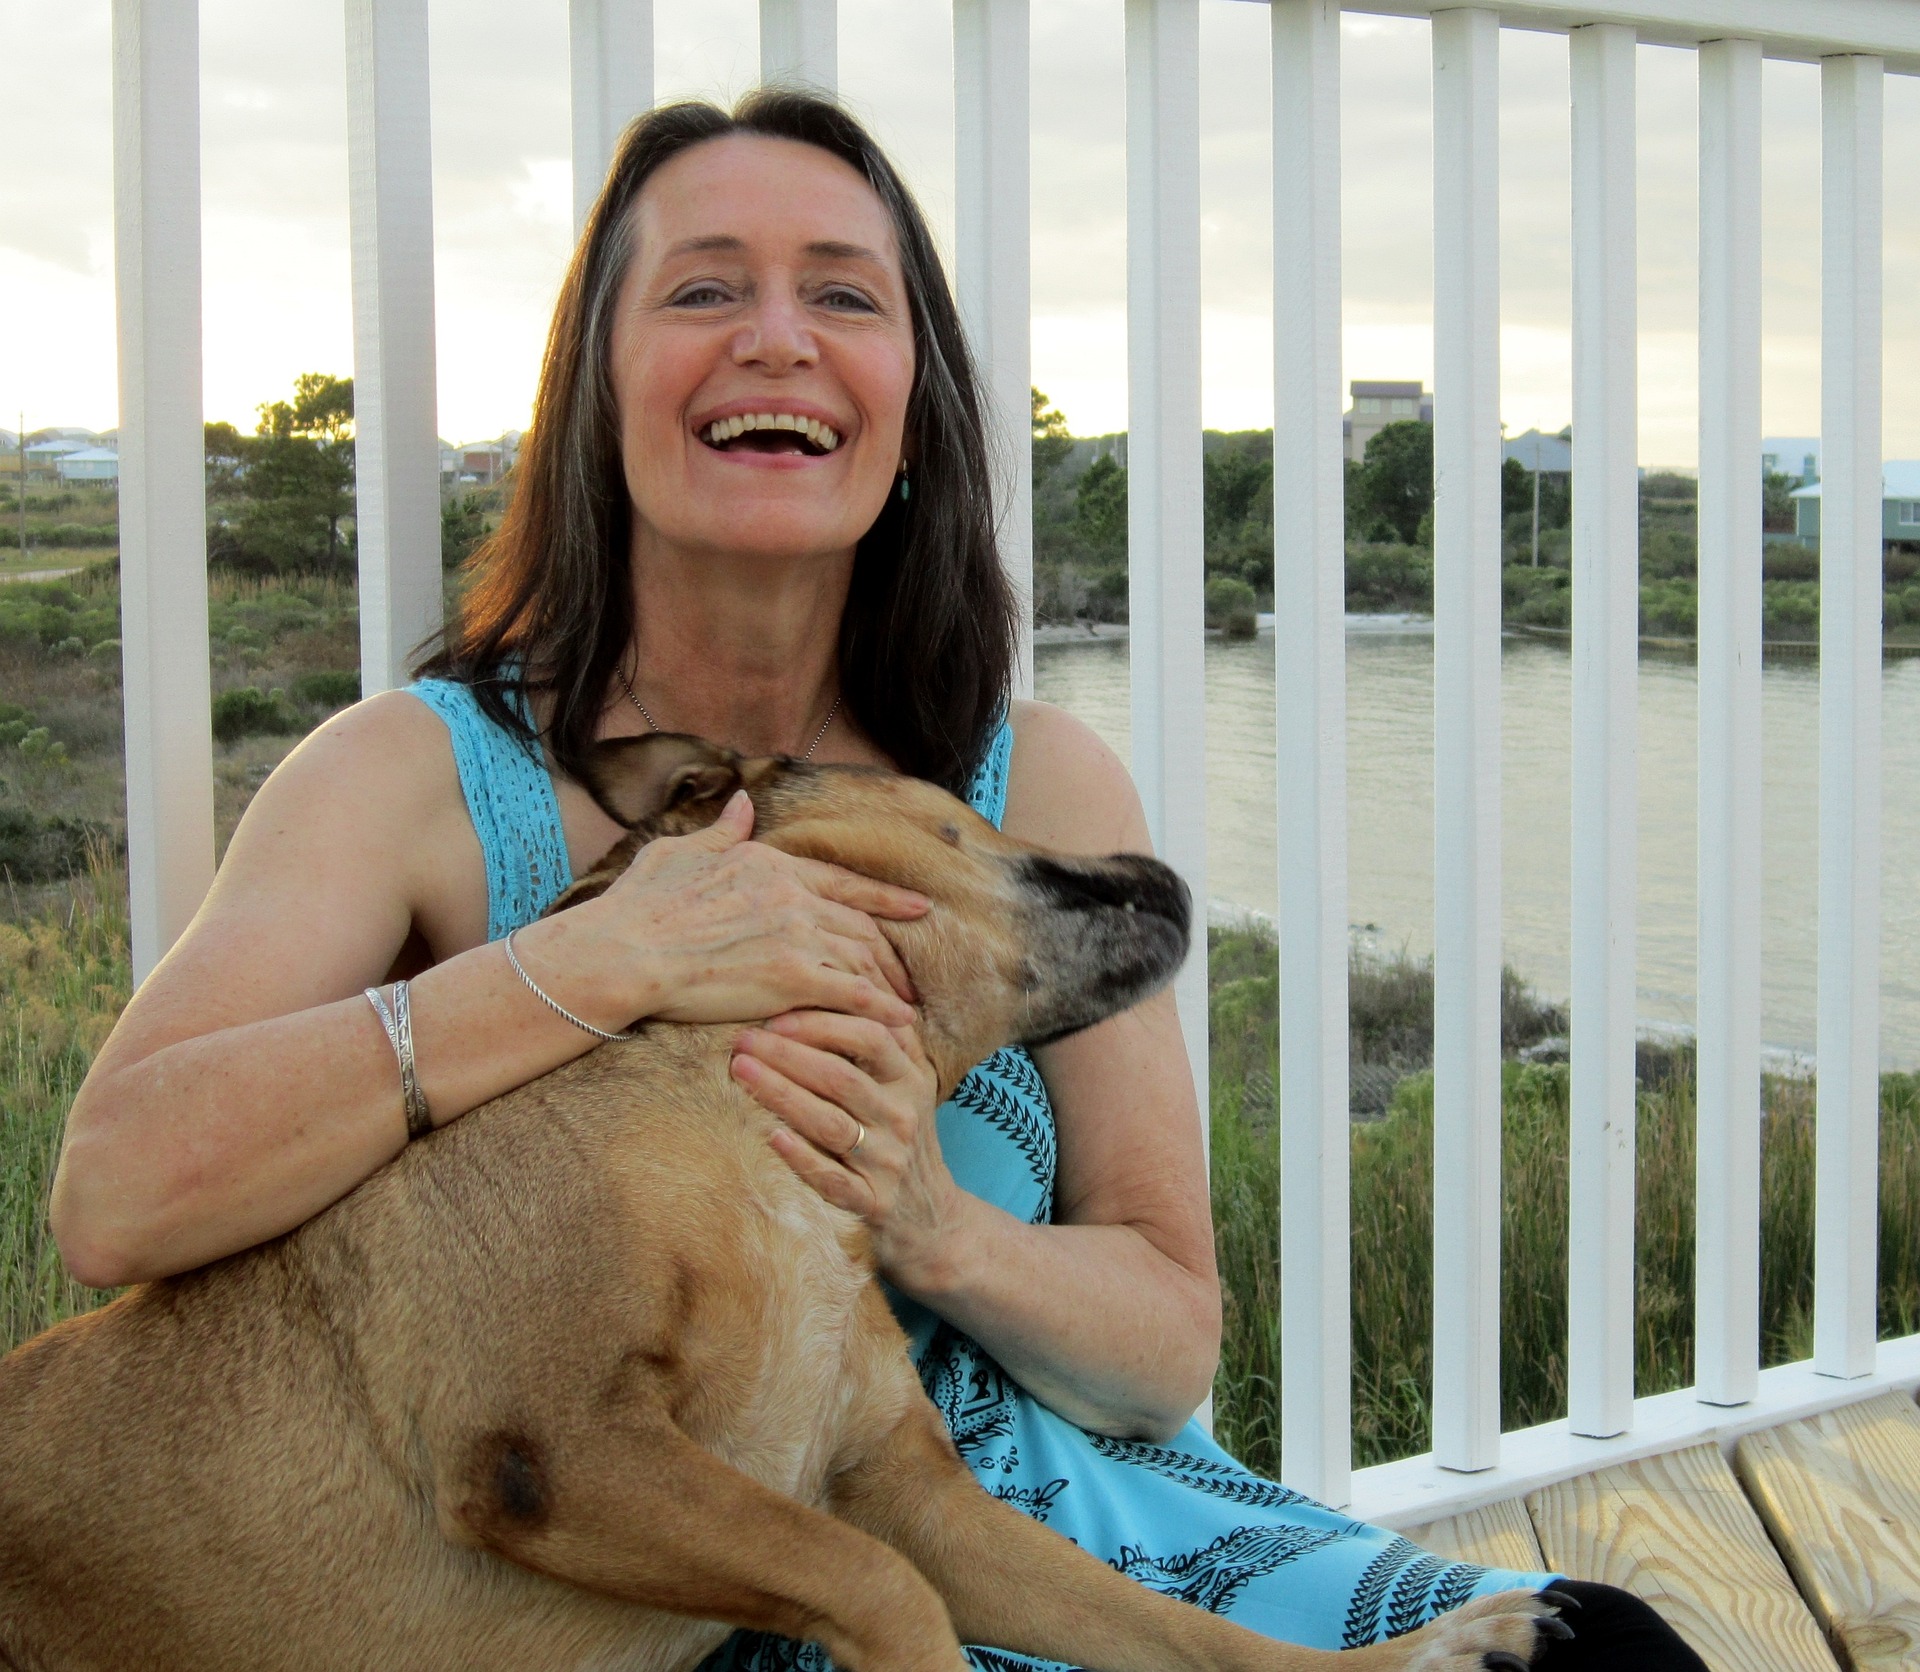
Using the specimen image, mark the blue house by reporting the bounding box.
[1790,461,1920,547]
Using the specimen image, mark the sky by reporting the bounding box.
[4,1,1919,465]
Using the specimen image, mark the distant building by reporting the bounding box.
[56,445,120,484]
[23,436,91,477]
[1763,437,1821,485]
[446,432,521,485]
[1343,381,1430,463]
[1503,429,1573,475]
[1789,460,1920,547]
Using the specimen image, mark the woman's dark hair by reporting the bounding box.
[416,87,1018,795]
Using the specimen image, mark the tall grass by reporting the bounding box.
[1208,924,1920,1474]
[1,849,126,1350]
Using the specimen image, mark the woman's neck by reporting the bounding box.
[623,534,856,759]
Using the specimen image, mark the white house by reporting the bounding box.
[55,445,121,485]
[1788,459,1920,546]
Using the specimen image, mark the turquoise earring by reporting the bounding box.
[898,458,910,502]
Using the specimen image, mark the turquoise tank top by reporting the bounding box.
[408,679,1555,1659]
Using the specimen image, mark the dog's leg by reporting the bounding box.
[827,1403,1553,1672]
[447,1412,969,1672]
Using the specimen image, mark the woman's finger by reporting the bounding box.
[808,900,917,1003]
[790,857,930,922]
[767,1125,875,1217]
[735,1031,889,1132]
[762,1009,910,1080]
[795,969,916,1027]
[732,1049,873,1157]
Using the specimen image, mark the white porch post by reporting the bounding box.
[112,0,214,985]
[1430,4,1503,1474]
[1271,0,1350,1508]
[346,0,443,696]
[570,0,654,236]
[1694,35,1764,1410]
[761,0,837,93]
[1815,52,1885,1383]
[954,0,1034,698]
[1125,0,1208,1131]
[1567,20,1638,1442]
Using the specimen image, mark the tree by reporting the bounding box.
[1074,453,1127,556]
[1347,420,1433,546]
[209,373,357,573]
[1032,388,1073,487]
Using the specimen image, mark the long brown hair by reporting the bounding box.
[416,88,1018,795]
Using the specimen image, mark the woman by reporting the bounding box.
[52,88,1696,1669]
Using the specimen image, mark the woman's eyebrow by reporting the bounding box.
[660,234,888,266]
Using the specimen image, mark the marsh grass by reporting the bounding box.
[1208,923,1920,1474]
[1,846,126,1350]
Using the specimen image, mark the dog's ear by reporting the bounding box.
[582,734,744,831]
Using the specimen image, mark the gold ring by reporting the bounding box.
[847,1121,867,1158]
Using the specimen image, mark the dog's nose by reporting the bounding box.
[1017,854,1192,933]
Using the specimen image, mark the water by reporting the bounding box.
[1034,628,1920,1069]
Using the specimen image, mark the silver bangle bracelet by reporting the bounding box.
[365,981,434,1140]
[503,928,637,1044]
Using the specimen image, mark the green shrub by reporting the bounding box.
[1640,578,1698,638]
[293,669,360,710]
[211,686,298,744]
[1763,580,1819,640]
[1502,564,1571,629]
[1204,576,1259,638]
[0,807,112,883]
[1346,543,1433,612]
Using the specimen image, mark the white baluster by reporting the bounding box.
[570,0,654,237]
[1567,19,1637,1443]
[346,0,443,696]
[760,0,836,93]
[112,0,214,985]
[1125,0,1208,1140]
[1271,0,1350,1509]
[954,0,1034,699]
[1815,52,1884,1383]
[1430,4,1502,1475]
[1695,35,1763,1410]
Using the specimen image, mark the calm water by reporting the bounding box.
[1035,630,1920,1069]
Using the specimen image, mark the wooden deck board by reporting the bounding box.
[1735,1390,1920,1670]
[1404,1497,1547,1572]
[1525,1442,1837,1672]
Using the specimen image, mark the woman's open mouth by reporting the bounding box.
[701,412,842,457]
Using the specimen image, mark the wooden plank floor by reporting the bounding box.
[1400,1388,1920,1668]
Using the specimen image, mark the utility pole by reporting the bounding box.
[17,412,26,557]
[1531,453,1541,567]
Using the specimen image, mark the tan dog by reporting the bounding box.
[0,736,1553,1672]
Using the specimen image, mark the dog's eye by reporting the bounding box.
[939,823,961,847]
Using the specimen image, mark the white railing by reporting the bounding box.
[107,0,1920,1526]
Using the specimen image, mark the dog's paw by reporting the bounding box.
[1384,1589,1569,1671]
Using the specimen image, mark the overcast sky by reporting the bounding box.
[5,1,1918,464]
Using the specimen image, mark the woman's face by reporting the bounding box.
[608,133,917,568]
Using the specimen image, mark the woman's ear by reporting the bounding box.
[582,734,745,831]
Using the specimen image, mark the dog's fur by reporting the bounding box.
[0,736,1550,1672]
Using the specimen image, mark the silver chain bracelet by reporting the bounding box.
[504,928,638,1043]
[365,981,434,1140]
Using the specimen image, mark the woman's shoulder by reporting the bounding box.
[1003,698,1150,856]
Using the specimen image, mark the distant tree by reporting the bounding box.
[1501,456,1531,520]
[215,373,357,572]
[1348,420,1433,546]
[442,495,489,570]
[1074,453,1127,555]
[1763,470,1799,535]
[1032,388,1073,487]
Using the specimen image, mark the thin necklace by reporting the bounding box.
[618,664,841,761]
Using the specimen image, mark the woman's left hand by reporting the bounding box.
[730,1011,965,1290]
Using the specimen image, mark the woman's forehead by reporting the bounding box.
[633,133,899,270]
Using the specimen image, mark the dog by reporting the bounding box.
[0,734,1554,1671]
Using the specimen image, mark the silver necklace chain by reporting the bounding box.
[618,664,840,762]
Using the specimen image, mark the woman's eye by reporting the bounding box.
[672,283,734,307]
[817,286,877,313]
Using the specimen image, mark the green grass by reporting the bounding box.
[1,848,126,1350]
[1207,923,1920,1474]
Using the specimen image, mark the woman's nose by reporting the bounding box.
[732,285,819,373]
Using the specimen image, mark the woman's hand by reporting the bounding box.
[527,790,929,1032]
[730,1010,969,1293]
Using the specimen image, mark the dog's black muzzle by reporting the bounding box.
[1012,854,1193,1046]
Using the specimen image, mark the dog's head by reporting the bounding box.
[557,734,1191,1092]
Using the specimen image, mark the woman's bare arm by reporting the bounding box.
[52,695,923,1289]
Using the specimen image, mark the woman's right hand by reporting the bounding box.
[518,790,928,1032]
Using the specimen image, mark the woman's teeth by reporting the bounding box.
[703,413,841,452]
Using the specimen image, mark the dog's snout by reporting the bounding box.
[1019,854,1192,934]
